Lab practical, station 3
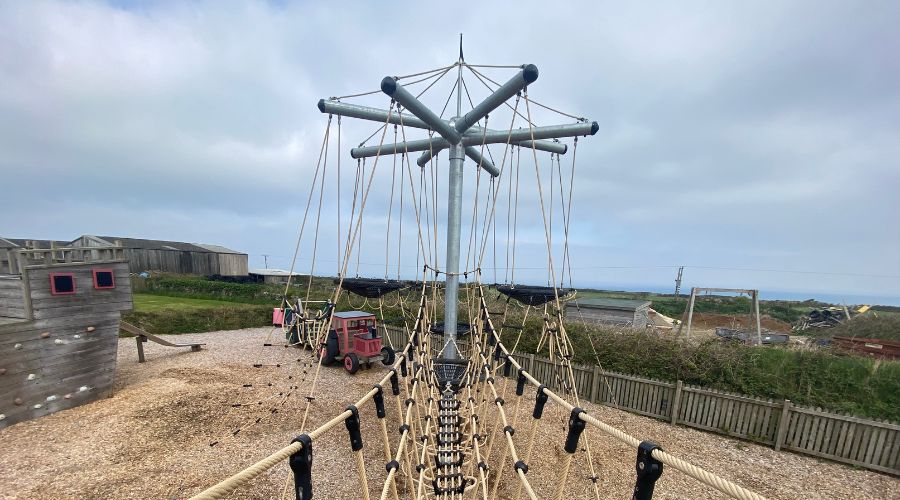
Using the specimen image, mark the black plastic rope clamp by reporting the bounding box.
[405,397,416,407]
[533,385,548,419]
[416,463,427,473]
[373,384,386,419]
[400,357,408,377]
[503,356,513,377]
[386,459,400,472]
[289,434,313,500]
[478,461,489,471]
[493,343,502,361]
[633,441,664,500]
[344,405,363,451]
[514,460,529,475]
[503,425,515,436]
[399,424,410,434]
[390,369,400,396]
[565,407,587,454]
[516,370,527,396]
[495,397,505,406]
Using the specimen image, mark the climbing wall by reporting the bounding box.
[0,261,132,427]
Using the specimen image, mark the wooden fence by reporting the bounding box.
[382,326,899,475]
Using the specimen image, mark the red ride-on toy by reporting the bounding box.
[318,311,395,374]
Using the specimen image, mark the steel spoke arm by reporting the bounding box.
[464,147,499,177]
[381,77,462,143]
[318,99,429,130]
[352,121,597,158]
[455,64,538,133]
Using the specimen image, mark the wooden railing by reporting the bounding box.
[383,325,899,475]
[1,245,126,274]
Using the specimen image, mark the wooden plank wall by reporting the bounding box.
[122,248,248,276]
[381,326,899,475]
[26,262,132,320]
[0,277,26,319]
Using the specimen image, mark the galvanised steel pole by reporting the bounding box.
[442,49,466,360]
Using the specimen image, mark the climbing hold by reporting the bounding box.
[78,386,88,392]
[86,326,96,332]
[54,339,64,345]
[14,398,23,405]
[73,334,81,339]
[46,395,58,402]
[14,343,22,350]
[64,394,72,399]
[41,332,51,339]
[33,403,42,409]
[0,414,5,421]
[27,373,36,381]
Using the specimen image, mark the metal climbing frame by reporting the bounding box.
[317,45,598,359]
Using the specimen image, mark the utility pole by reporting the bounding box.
[317,39,598,359]
[262,254,269,269]
[674,266,684,297]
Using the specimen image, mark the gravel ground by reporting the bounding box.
[0,327,896,499]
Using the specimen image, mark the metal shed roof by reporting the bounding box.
[567,298,652,312]
[333,311,375,319]
[90,236,244,254]
[249,269,301,276]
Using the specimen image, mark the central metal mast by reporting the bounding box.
[442,36,466,359]
[317,38,598,361]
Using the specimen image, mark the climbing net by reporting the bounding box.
[187,59,767,499]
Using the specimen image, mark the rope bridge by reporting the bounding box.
[190,283,766,500]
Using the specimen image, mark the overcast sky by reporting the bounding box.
[1,1,898,303]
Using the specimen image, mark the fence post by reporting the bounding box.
[774,399,792,451]
[590,365,601,403]
[670,380,683,425]
[526,353,535,373]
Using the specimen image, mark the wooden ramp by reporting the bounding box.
[120,322,205,363]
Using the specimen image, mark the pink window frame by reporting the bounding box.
[49,272,77,296]
[92,268,116,289]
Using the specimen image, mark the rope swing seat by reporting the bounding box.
[495,284,573,306]
[337,277,411,298]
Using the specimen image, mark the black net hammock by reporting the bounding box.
[495,284,574,306]
[336,277,411,298]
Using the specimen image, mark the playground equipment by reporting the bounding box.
[121,321,204,362]
[318,311,395,374]
[279,298,334,347]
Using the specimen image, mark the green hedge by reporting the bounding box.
[122,304,273,335]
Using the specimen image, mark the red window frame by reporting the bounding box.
[92,268,116,290]
[49,272,77,296]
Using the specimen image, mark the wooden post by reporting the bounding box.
[670,380,683,425]
[753,290,763,345]
[17,252,33,320]
[684,288,697,338]
[526,353,535,372]
[775,399,792,451]
[136,335,146,363]
[590,365,601,403]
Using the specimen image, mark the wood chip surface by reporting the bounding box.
[0,327,896,499]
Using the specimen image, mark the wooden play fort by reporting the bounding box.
[0,244,132,427]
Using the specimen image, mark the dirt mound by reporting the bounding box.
[687,313,792,333]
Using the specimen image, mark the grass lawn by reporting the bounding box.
[132,293,250,312]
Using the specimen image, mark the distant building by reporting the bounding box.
[249,268,302,285]
[2,235,248,276]
[565,298,652,328]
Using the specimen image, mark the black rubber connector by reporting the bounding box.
[533,385,548,419]
[503,425,515,436]
[289,434,313,500]
[373,384,386,419]
[516,369,527,396]
[564,407,586,454]
[633,441,664,500]
[390,369,400,396]
[344,405,363,451]
[399,424,410,434]
[495,397,505,406]
[514,460,529,475]
[400,357,408,377]
[386,459,400,472]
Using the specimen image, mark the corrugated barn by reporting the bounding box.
[565,298,652,328]
[72,236,248,276]
[3,236,248,276]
